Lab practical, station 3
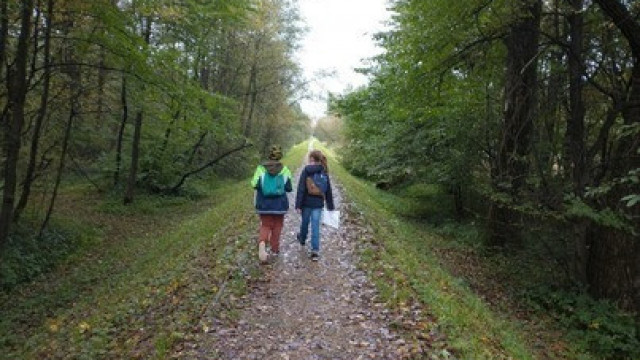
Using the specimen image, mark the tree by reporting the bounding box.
[588,0,640,312]
[488,0,543,246]
[0,0,307,259]
[334,0,640,315]
[0,0,35,250]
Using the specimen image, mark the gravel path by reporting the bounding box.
[189,168,414,359]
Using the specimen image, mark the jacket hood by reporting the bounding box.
[262,160,283,175]
[304,164,324,174]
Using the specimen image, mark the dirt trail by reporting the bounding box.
[187,168,417,359]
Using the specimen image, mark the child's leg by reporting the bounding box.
[258,215,274,262]
[299,208,312,244]
[310,208,322,253]
[258,215,273,244]
[269,215,284,253]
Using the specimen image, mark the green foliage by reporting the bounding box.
[525,288,640,359]
[0,142,306,358]
[0,220,99,289]
[313,115,344,146]
[620,168,640,210]
[565,196,632,232]
[333,0,640,332]
[316,143,536,359]
[331,0,504,193]
[1,0,307,230]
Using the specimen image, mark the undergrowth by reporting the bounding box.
[397,181,640,359]
[0,218,100,289]
[524,287,640,359]
[0,142,308,359]
[319,139,638,360]
[313,142,535,359]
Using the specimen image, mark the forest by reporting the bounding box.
[322,0,640,357]
[1,0,640,359]
[0,0,308,285]
[331,0,639,317]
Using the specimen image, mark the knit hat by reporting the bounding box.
[268,145,283,160]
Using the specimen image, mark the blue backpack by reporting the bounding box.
[261,172,286,197]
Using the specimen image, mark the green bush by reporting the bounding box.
[0,221,96,289]
[525,287,640,359]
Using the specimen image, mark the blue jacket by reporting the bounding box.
[295,165,335,210]
[251,161,293,215]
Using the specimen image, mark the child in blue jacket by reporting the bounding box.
[251,145,292,262]
[295,150,335,261]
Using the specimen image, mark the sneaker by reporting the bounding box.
[309,252,319,261]
[296,233,306,246]
[259,242,268,263]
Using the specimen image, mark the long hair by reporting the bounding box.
[309,150,328,173]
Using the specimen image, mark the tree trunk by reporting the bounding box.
[591,0,640,312]
[97,46,106,123]
[452,184,464,220]
[0,0,8,82]
[0,0,34,250]
[165,141,252,194]
[123,15,151,204]
[243,63,258,137]
[41,78,78,236]
[488,0,542,246]
[123,110,142,204]
[243,37,262,137]
[588,60,640,312]
[187,131,208,166]
[114,75,128,185]
[587,226,638,310]
[564,0,590,285]
[15,0,54,222]
[29,0,41,84]
[543,0,563,150]
[160,110,180,154]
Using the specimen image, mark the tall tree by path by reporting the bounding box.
[488,0,543,246]
[14,0,55,223]
[565,0,589,285]
[589,0,640,312]
[124,15,152,205]
[0,0,35,251]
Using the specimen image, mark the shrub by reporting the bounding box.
[525,287,640,359]
[0,221,94,289]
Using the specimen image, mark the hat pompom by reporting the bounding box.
[268,145,282,160]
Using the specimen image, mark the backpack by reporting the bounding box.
[306,172,328,197]
[261,172,285,197]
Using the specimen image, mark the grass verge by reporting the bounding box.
[315,141,536,359]
[0,142,309,359]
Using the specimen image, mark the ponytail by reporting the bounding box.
[321,154,329,174]
[309,150,329,173]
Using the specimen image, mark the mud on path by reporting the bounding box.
[185,169,432,359]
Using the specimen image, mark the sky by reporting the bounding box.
[296,0,391,120]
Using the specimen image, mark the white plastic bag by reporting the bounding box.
[322,209,340,229]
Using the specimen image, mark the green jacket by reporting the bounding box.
[251,161,293,214]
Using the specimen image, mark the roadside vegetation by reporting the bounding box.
[317,141,639,359]
[0,142,308,359]
[327,0,640,358]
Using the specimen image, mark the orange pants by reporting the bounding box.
[259,214,284,253]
